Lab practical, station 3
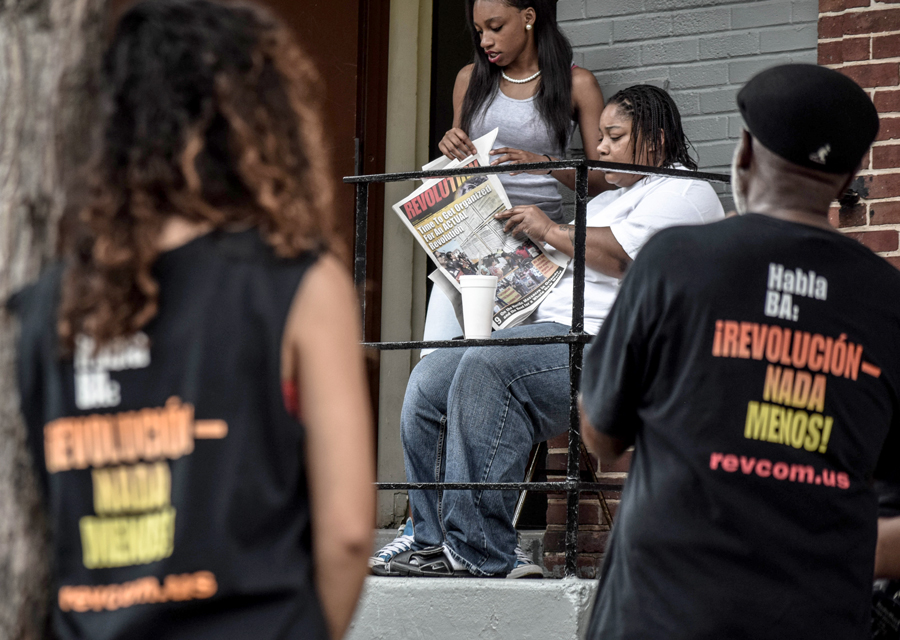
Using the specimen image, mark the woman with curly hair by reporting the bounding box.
[10,1,373,638]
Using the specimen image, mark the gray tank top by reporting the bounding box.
[470,89,571,222]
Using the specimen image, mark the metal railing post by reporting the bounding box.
[354,182,369,331]
[565,163,590,577]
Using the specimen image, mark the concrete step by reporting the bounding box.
[358,529,598,639]
[346,576,598,640]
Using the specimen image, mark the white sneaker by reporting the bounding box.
[507,543,544,579]
[369,518,416,575]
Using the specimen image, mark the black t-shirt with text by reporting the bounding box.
[12,230,327,640]
[582,214,900,640]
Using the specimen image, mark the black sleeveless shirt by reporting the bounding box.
[12,229,327,639]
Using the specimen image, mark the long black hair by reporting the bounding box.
[460,0,573,154]
[607,85,697,170]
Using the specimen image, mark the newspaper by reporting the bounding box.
[393,129,568,332]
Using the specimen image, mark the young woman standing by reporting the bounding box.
[441,0,609,217]
[423,0,610,346]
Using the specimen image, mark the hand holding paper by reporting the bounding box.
[394,128,569,332]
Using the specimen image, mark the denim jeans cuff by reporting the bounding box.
[444,543,494,577]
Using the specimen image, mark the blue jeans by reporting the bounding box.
[401,322,572,576]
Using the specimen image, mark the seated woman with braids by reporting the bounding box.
[11,2,373,638]
[371,85,725,578]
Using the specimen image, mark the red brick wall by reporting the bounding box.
[819,0,900,262]
[543,436,628,578]
[543,1,900,578]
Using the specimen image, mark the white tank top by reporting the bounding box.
[422,87,574,349]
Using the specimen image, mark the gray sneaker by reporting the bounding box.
[507,544,544,579]
[369,518,417,576]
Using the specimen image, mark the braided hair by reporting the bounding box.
[607,85,697,170]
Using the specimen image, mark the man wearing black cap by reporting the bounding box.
[580,64,900,639]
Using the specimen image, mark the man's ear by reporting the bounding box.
[735,129,753,171]
[835,171,857,203]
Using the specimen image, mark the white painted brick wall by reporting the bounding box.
[557,0,818,210]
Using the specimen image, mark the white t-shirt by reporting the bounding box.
[531,171,725,335]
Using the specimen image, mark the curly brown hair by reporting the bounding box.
[59,0,337,352]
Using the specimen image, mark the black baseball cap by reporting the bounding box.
[737,64,880,174]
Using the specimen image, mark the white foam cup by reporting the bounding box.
[459,275,498,339]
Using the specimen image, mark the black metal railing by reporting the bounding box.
[345,158,730,577]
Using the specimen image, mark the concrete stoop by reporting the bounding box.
[346,576,598,640]
[357,529,597,639]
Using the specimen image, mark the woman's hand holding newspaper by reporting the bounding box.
[495,205,555,243]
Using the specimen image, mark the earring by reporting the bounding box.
[526,24,532,30]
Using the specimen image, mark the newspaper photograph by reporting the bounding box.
[393,138,568,331]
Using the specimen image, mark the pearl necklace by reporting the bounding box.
[501,69,541,84]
